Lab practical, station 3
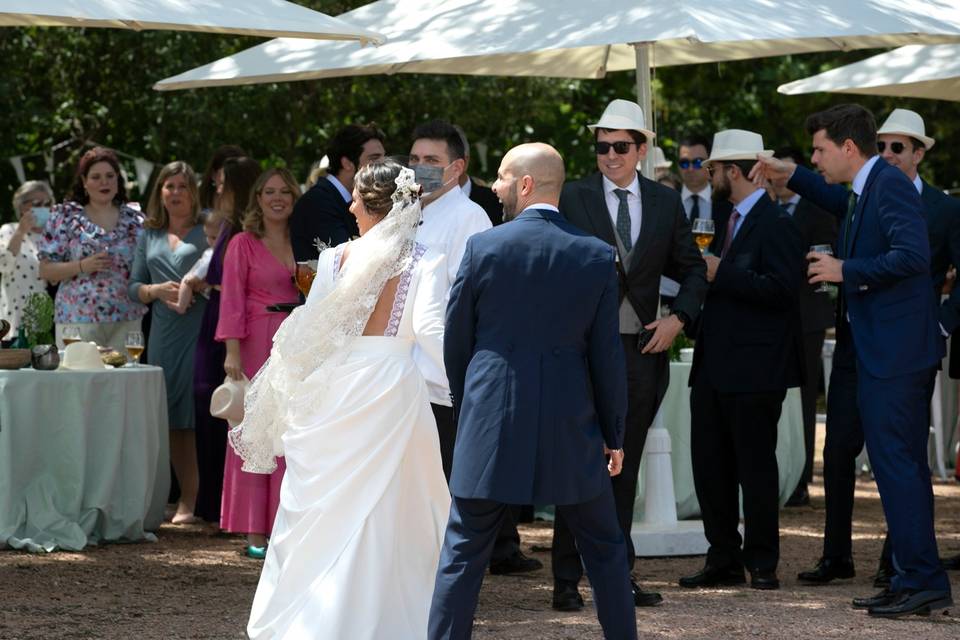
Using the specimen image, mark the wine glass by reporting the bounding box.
[809,244,834,293]
[295,261,318,297]
[691,218,715,255]
[62,326,82,348]
[125,331,145,367]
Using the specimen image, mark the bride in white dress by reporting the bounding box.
[230,160,451,639]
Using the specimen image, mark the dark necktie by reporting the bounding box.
[721,211,741,258]
[841,191,858,258]
[614,189,632,252]
[689,194,701,221]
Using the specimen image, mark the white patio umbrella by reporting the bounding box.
[153,0,960,175]
[778,44,960,102]
[0,0,385,43]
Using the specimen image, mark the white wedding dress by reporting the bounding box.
[246,242,451,640]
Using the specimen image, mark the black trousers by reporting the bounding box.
[431,403,521,563]
[690,367,785,572]
[552,335,668,582]
[798,330,827,487]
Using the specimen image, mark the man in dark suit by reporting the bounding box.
[678,130,805,592]
[553,99,707,610]
[769,147,838,508]
[429,143,636,640]
[753,104,952,617]
[454,124,503,227]
[289,123,385,260]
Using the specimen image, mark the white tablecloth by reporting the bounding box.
[635,361,805,520]
[0,366,169,552]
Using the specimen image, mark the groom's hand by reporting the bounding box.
[604,446,624,477]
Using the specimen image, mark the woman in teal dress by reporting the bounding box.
[129,161,207,524]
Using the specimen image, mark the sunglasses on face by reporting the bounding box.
[678,158,706,170]
[595,141,640,155]
[877,141,908,154]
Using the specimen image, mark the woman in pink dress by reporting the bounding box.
[216,168,301,558]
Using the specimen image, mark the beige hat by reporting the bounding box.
[878,108,935,150]
[60,341,106,370]
[652,146,672,169]
[703,129,773,167]
[588,99,656,141]
[211,375,249,427]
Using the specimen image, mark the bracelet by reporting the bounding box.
[78,258,84,274]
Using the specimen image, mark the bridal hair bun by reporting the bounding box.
[355,159,416,217]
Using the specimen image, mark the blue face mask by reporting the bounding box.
[412,163,454,195]
[31,207,51,229]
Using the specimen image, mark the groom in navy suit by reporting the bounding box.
[428,143,636,640]
[753,104,952,618]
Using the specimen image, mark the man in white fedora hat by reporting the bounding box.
[552,98,707,611]
[752,104,951,617]
[679,130,804,592]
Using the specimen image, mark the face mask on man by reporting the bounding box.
[412,163,455,195]
[31,206,51,229]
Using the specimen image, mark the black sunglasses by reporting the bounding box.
[877,141,908,154]
[595,141,640,155]
[678,158,706,170]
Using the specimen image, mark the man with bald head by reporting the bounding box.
[429,143,637,640]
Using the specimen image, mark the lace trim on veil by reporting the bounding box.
[228,169,423,473]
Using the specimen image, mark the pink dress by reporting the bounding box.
[216,231,299,535]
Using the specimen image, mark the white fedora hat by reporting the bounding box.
[703,129,773,167]
[60,341,106,370]
[211,375,249,427]
[652,146,672,169]
[878,108,935,150]
[588,99,656,141]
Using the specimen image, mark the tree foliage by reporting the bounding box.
[2,0,958,222]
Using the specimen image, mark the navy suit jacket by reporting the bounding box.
[444,208,627,505]
[289,177,357,261]
[921,181,960,334]
[789,162,943,379]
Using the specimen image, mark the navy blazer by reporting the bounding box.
[444,208,627,506]
[921,181,960,334]
[789,162,943,379]
[289,177,357,261]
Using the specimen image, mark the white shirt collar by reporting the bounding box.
[851,155,880,197]
[602,174,640,198]
[734,188,767,217]
[912,174,923,194]
[681,183,710,203]
[327,174,352,203]
[783,193,801,207]
[520,203,559,214]
[461,178,473,198]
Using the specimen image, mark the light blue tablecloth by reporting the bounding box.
[0,366,169,552]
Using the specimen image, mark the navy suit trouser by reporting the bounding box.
[858,359,950,593]
[429,488,636,640]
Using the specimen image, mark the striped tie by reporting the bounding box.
[614,189,632,252]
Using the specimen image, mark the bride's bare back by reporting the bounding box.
[339,245,401,336]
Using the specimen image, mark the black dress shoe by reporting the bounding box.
[552,580,584,612]
[868,589,953,618]
[942,554,960,571]
[489,550,543,575]
[852,588,898,609]
[749,569,780,590]
[631,579,663,607]
[785,483,810,507]
[797,557,855,584]
[872,560,895,589]
[679,564,746,588]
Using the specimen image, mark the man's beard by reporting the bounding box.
[712,174,731,203]
[501,182,519,221]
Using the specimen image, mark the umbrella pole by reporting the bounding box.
[634,42,655,180]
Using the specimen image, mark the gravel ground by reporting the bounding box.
[2,470,958,639]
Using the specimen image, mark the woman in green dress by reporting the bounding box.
[129,161,207,524]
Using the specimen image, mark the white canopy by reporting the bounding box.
[0,0,385,43]
[778,44,960,102]
[154,0,960,90]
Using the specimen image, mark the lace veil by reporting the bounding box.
[229,167,422,473]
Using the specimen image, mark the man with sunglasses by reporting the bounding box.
[552,99,707,612]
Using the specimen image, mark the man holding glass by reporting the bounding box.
[553,99,706,611]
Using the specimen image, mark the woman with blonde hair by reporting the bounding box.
[215,167,301,556]
[129,160,208,524]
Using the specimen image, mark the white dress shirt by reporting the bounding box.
[414,186,492,405]
[780,193,801,215]
[327,174,352,204]
[602,174,641,247]
[681,183,712,221]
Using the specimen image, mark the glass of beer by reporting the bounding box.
[691,218,715,255]
[125,331,145,367]
[295,260,318,297]
[810,244,834,293]
[62,326,82,347]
